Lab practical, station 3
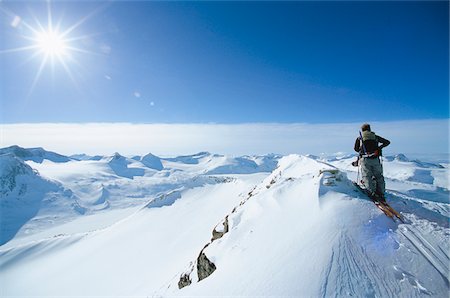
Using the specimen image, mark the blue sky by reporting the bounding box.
[0,1,448,124]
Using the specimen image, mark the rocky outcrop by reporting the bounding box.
[177,244,217,289]
[178,273,192,289]
[178,262,195,289]
[197,249,216,281]
[212,216,229,241]
[177,184,260,288]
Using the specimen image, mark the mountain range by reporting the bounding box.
[0,145,448,296]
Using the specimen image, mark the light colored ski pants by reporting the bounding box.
[360,157,385,196]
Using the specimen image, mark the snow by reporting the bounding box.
[0,146,449,296]
[0,154,79,246]
[0,145,71,163]
[140,153,164,170]
[167,155,449,296]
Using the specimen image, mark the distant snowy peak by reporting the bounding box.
[104,153,147,178]
[0,145,71,163]
[385,154,444,169]
[0,154,36,195]
[70,153,103,161]
[106,152,129,164]
[0,153,66,197]
[191,152,214,159]
[163,152,214,165]
[204,155,280,175]
[130,153,164,170]
[0,153,34,176]
[0,153,82,245]
[248,153,282,172]
[139,153,164,171]
[395,153,410,162]
[385,153,417,163]
[161,152,281,174]
[205,156,258,175]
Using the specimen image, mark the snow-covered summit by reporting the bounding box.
[0,153,79,245]
[104,152,146,178]
[161,154,447,296]
[0,145,71,163]
[0,153,36,196]
[137,153,164,171]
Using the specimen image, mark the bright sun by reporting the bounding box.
[0,1,96,93]
[35,29,68,57]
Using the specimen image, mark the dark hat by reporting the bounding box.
[361,123,371,131]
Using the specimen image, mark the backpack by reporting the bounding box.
[360,131,379,157]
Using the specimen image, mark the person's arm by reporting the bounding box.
[354,137,361,152]
[377,135,390,149]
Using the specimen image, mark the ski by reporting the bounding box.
[379,200,404,223]
[353,182,404,222]
[371,198,395,221]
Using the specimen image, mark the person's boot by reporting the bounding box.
[369,191,378,200]
[376,192,386,202]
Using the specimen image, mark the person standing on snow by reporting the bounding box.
[354,123,390,201]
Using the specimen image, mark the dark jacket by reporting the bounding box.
[354,131,390,157]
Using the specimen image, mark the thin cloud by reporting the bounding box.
[1,119,448,157]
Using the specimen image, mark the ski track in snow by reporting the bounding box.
[0,148,449,296]
[400,225,450,287]
[323,232,394,297]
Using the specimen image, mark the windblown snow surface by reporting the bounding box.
[0,146,448,297]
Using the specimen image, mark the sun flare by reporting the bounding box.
[35,29,68,57]
[0,1,99,94]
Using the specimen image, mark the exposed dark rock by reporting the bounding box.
[178,273,192,289]
[212,216,229,241]
[197,252,216,281]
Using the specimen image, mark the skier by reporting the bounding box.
[354,123,390,201]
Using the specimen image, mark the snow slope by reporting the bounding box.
[0,148,448,296]
[0,154,80,246]
[0,170,265,296]
[1,148,279,247]
[167,155,449,296]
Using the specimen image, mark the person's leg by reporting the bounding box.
[360,158,376,195]
[372,159,386,199]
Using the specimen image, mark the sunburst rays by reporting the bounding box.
[0,1,103,95]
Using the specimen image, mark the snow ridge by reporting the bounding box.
[0,145,71,163]
[173,155,347,293]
